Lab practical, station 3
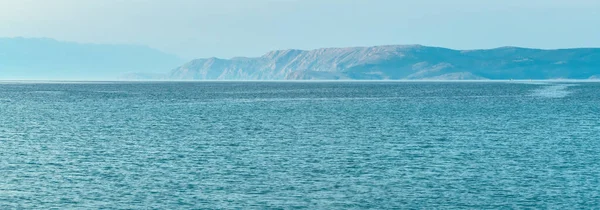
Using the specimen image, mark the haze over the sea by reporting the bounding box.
[1,0,599,59]
[1,0,599,80]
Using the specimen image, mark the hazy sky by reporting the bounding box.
[1,0,599,58]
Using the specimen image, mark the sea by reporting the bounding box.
[0,81,599,209]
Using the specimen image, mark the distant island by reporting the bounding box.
[1,37,599,80]
[166,45,600,80]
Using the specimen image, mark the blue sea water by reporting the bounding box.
[0,81,599,209]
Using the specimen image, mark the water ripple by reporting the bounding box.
[1,82,599,209]
[530,83,578,98]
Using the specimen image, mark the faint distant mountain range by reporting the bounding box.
[2,39,599,80]
[167,45,600,80]
[0,37,184,80]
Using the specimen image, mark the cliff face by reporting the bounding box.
[169,45,600,80]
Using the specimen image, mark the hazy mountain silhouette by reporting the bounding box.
[3,39,599,80]
[0,37,184,80]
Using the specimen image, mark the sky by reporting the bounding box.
[1,0,599,59]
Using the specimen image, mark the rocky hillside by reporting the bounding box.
[169,45,600,80]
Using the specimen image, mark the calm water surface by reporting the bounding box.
[1,81,599,209]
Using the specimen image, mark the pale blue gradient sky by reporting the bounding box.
[1,0,599,58]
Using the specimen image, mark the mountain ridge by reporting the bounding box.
[168,45,600,80]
